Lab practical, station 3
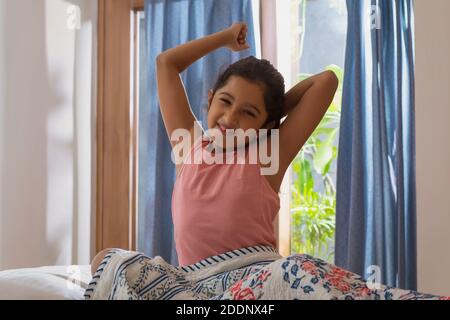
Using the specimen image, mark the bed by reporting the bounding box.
[1,251,448,300]
[0,265,91,300]
[85,247,450,300]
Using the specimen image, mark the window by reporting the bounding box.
[276,0,347,262]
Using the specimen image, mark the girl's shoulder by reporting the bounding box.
[174,126,205,178]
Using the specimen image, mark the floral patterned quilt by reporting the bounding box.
[84,245,449,300]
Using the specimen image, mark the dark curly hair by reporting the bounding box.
[209,56,285,129]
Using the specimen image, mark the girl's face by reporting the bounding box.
[207,76,273,150]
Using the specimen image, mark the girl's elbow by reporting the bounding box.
[156,54,181,74]
[322,71,339,95]
[325,70,339,87]
[156,53,168,64]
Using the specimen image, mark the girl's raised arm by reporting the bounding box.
[277,70,339,178]
[156,22,250,147]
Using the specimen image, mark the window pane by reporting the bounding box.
[290,0,347,263]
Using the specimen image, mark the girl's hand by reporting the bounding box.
[224,22,250,52]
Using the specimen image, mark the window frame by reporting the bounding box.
[96,0,143,255]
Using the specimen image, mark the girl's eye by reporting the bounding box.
[219,99,255,117]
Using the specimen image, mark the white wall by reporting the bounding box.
[0,0,97,270]
[415,0,450,296]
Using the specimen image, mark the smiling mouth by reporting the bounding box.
[216,124,234,135]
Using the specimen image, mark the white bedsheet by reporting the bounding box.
[0,265,91,300]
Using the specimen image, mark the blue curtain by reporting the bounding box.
[139,0,257,265]
[335,0,416,290]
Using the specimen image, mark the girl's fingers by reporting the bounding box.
[235,26,247,47]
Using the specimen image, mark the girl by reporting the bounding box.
[87,22,446,300]
[91,21,338,272]
[156,21,338,267]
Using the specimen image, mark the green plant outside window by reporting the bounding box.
[290,64,343,263]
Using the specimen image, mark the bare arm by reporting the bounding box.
[158,24,249,73]
[278,70,339,172]
[280,70,334,119]
[156,23,250,146]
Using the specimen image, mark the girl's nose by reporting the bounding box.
[223,111,238,128]
[222,119,237,129]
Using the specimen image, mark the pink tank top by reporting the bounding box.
[171,134,280,266]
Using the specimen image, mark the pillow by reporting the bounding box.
[0,265,91,300]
